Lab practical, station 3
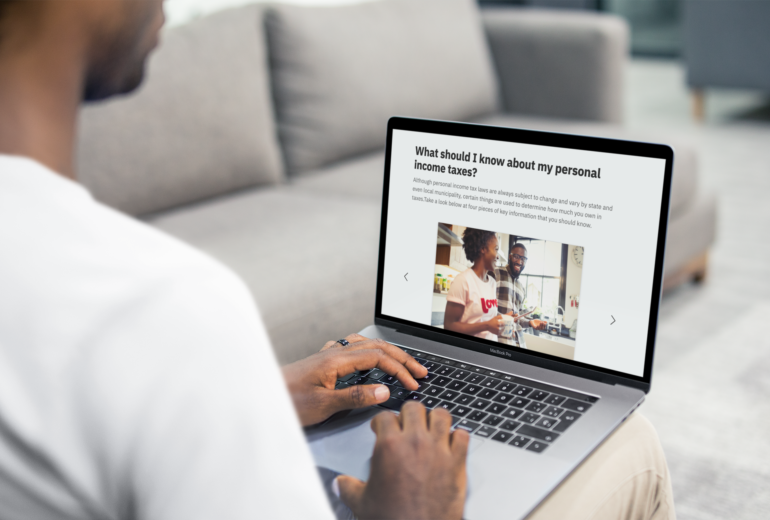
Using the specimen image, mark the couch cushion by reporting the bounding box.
[290,150,385,201]
[146,186,381,365]
[266,0,500,175]
[472,114,698,218]
[77,5,285,216]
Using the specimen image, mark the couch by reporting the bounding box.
[76,0,716,365]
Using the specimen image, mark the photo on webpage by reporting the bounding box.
[432,223,584,362]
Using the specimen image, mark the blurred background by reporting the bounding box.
[79,1,770,518]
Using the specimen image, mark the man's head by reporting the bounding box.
[0,0,164,101]
[509,243,528,278]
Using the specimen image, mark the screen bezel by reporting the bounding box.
[374,117,674,393]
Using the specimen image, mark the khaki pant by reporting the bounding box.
[319,413,676,520]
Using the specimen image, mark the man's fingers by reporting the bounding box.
[399,401,427,433]
[333,349,421,391]
[329,384,390,414]
[320,340,337,352]
[450,428,471,461]
[335,475,366,515]
[428,408,453,445]
[371,410,402,436]
[338,337,428,382]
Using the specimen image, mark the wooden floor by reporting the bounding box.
[625,59,770,519]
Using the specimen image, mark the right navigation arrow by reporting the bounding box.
[611,315,616,325]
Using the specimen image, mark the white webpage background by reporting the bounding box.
[381,129,667,377]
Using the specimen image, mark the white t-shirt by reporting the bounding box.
[0,155,335,520]
[446,268,499,341]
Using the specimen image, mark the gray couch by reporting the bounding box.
[76,0,716,365]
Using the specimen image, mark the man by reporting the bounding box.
[496,242,547,346]
[0,2,466,519]
[0,1,675,519]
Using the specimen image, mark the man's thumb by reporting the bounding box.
[334,475,366,513]
[332,383,390,412]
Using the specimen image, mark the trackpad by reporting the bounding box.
[307,407,485,482]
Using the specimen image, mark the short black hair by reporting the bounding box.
[462,227,496,263]
[511,242,528,253]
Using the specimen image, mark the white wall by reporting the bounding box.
[165,0,372,27]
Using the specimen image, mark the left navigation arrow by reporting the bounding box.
[404,273,408,281]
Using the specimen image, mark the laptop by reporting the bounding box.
[307,117,673,519]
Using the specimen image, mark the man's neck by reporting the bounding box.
[0,11,86,180]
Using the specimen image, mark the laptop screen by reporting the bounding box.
[376,118,672,384]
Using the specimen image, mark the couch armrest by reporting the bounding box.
[481,8,628,123]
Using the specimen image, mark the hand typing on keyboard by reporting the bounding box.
[335,402,469,520]
[282,333,427,426]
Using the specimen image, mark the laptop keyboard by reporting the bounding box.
[335,346,598,454]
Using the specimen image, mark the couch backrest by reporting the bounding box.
[266,0,501,175]
[77,4,284,216]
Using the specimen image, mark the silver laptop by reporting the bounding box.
[307,117,673,519]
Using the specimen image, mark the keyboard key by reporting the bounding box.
[468,410,488,422]
[535,417,559,429]
[454,394,474,406]
[517,424,560,443]
[486,403,507,415]
[455,419,481,433]
[461,385,483,395]
[426,355,445,363]
[529,390,549,401]
[478,389,499,400]
[474,426,497,439]
[416,373,436,383]
[492,393,515,405]
[521,412,540,424]
[510,397,531,409]
[421,397,441,408]
[436,366,456,377]
[424,386,443,397]
[446,380,467,392]
[544,394,567,406]
[338,373,358,383]
[423,362,440,372]
[335,382,349,390]
[497,382,517,393]
[451,369,471,381]
[366,369,387,381]
[501,408,524,420]
[509,435,531,448]
[513,386,534,397]
[380,398,405,411]
[470,398,491,410]
[436,401,456,412]
[469,366,487,375]
[438,390,461,401]
[562,399,593,413]
[482,415,504,427]
[349,376,368,386]
[414,357,429,366]
[526,441,548,453]
[451,416,462,426]
[405,392,424,401]
[500,374,515,382]
[465,374,486,385]
[432,376,452,387]
[452,406,472,417]
[390,387,412,400]
[491,430,514,443]
[543,406,564,418]
[380,375,398,385]
[454,362,475,370]
[499,419,521,432]
[481,378,502,389]
[413,381,430,392]
[484,370,504,379]
[552,412,581,432]
[525,401,548,413]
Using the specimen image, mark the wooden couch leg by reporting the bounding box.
[692,89,705,122]
[662,251,709,292]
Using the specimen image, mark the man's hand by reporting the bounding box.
[530,319,548,331]
[336,403,469,520]
[282,334,428,427]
